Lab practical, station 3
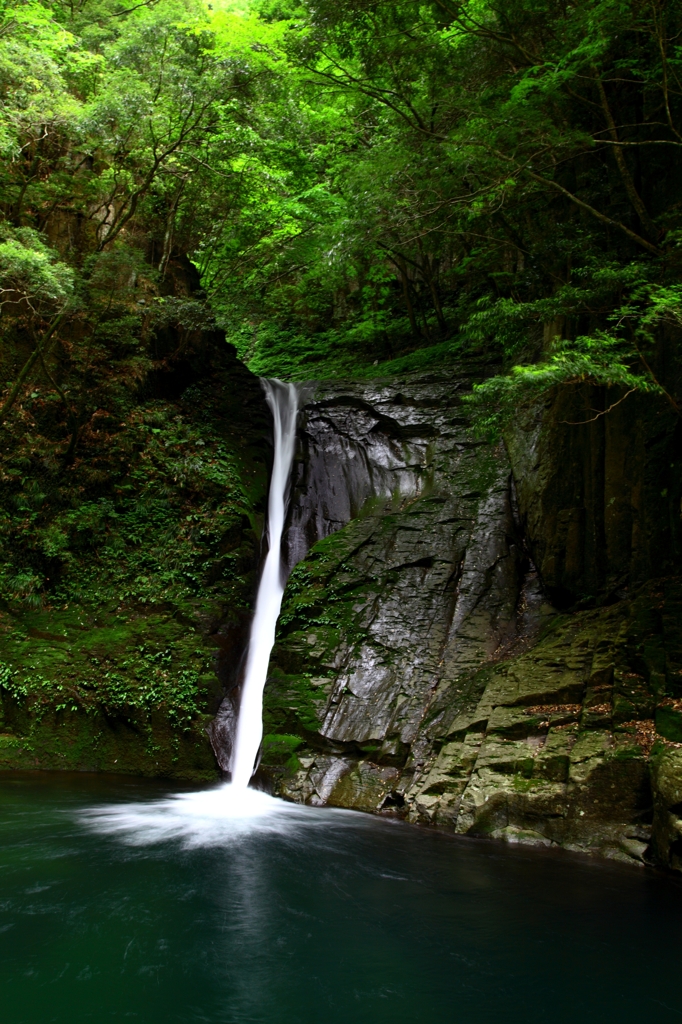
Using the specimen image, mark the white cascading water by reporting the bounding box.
[230,378,299,791]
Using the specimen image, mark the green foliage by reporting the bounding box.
[0,390,256,608]
[203,0,682,407]
[4,0,681,401]
[466,257,682,434]
[0,365,265,746]
[0,225,75,315]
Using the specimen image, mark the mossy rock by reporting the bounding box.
[655,706,682,743]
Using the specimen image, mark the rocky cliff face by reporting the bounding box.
[507,385,682,607]
[260,366,682,872]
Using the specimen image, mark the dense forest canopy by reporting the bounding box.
[1,0,682,424]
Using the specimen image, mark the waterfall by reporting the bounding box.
[230,379,299,790]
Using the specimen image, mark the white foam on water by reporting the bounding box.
[79,784,356,849]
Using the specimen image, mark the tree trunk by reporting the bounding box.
[0,313,65,427]
[594,72,659,242]
[397,257,423,340]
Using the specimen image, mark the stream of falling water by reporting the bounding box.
[79,380,301,830]
[230,378,299,791]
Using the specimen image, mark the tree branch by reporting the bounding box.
[593,70,659,241]
[561,388,636,424]
[0,313,66,427]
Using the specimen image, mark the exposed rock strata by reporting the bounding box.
[261,368,682,871]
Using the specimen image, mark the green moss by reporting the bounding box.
[650,739,671,761]
[0,374,268,778]
[231,316,464,384]
[0,705,217,781]
[261,667,326,737]
[608,745,644,762]
[511,774,542,793]
[261,733,304,772]
[656,706,682,743]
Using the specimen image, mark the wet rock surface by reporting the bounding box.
[260,367,682,871]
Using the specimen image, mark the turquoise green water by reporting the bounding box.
[1,772,681,1024]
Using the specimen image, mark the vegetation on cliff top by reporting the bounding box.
[2,0,682,405]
